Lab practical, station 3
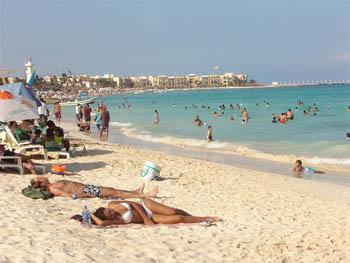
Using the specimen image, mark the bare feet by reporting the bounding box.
[200,217,221,226]
[144,186,159,198]
[208,217,221,222]
[134,182,145,194]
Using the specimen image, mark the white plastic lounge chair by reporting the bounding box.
[1,126,48,160]
[0,156,47,175]
[45,149,70,159]
[0,156,24,174]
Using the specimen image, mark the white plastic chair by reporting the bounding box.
[2,125,48,160]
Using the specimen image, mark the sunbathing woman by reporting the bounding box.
[30,177,158,199]
[88,198,220,226]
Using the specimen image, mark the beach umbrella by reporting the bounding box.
[0,90,39,122]
[0,82,41,107]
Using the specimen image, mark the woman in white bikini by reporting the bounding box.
[89,198,220,226]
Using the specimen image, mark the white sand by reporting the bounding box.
[0,124,349,262]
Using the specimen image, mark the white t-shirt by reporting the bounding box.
[38,102,47,115]
[75,105,80,114]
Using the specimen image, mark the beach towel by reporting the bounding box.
[71,215,217,228]
[22,185,54,200]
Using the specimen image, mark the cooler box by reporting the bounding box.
[140,161,161,180]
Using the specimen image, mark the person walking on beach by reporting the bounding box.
[84,104,92,125]
[94,108,101,131]
[38,98,49,125]
[30,177,158,199]
[75,104,81,122]
[54,102,62,124]
[100,106,110,141]
[153,110,159,125]
[207,126,213,142]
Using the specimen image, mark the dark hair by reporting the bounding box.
[30,179,46,189]
[46,128,54,137]
[34,129,42,136]
[54,127,64,137]
[46,120,56,129]
[295,160,302,165]
[94,207,107,220]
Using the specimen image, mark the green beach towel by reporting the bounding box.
[22,185,54,200]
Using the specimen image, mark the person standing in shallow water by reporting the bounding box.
[100,106,110,141]
[153,110,159,125]
[207,126,213,142]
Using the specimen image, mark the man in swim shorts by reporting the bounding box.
[100,106,110,141]
[30,177,158,199]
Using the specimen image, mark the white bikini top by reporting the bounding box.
[120,203,133,223]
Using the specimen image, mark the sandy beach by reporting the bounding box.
[0,124,349,262]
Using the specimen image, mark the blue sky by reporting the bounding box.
[1,0,349,82]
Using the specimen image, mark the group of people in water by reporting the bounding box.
[74,103,110,141]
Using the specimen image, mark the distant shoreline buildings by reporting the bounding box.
[0,59,257,98]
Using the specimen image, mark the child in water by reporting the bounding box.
[291,160,324,178]
[207,126,213,142]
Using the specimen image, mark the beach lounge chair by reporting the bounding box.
[0,156,46,175]
[0,156,24,174]
[0,126,48,160]
[45,149,70,159]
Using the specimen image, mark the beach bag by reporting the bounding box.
[22,185,54,200]
[140,161,161,180]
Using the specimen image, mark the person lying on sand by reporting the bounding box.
[291,160,324,177]
[30,177,158,199]
[76,198,220,226]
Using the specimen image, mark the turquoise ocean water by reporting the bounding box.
[62,85,350,165]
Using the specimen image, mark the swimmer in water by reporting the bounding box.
[286,109,294,120]
[230,116,235,121]
[292,160,324,178]
[194,115,203,126]
[241,108,249,123]
[272,113,277,123]
[153,110,159,124]
[346,132,350,140]
[279,113,287,123]
[207,126,213,142]
[347,106,350,112]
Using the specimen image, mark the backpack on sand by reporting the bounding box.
[22,185,54,200]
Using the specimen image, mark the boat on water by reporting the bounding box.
[60,97,96,107]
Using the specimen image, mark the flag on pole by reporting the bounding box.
[27,71,36,87]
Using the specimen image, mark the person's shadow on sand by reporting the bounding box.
[65,161,108,172]
[80,149,114,156]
